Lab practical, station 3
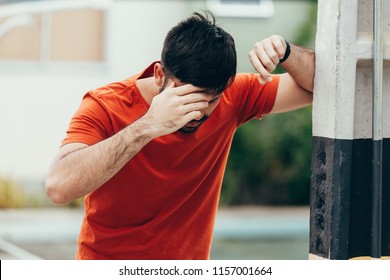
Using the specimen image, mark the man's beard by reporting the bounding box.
[178,115,209,133]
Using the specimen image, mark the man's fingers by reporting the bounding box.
[249,50,271,84]
[163,83,212,104]
[180,92,211,105]
[184,110,203,123]
[172,84,204,96]
[165,81,176,90]
[249,35,288,84]
[263,40,280,67]
[254,41,279,72]
[181,101,209,114]
[271,36,286,59]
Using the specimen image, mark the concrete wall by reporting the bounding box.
[310,0,390,259]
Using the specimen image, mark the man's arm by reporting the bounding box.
[45,119,153,204]
[249,35,315,113]
[45,83,210,204]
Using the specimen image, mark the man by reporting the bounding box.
[45,11,314,259]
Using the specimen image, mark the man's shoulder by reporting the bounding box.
[83,76,143,107]
[223,72,258,96]
[87,78,134,99]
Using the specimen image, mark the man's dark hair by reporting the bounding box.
[161,11,237,95]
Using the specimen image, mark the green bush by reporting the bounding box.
[221,107,312,205]
[220,1,317,205]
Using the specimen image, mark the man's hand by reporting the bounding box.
[248,35,315,114]
[248,35,288,84]
[143,82,210,138]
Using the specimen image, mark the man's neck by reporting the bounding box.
[136,77,160,105]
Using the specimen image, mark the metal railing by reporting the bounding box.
[0,238,42,260]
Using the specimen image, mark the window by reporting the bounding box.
[207,0,274,18]
[0,0,109,72]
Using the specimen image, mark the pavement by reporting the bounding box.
[0,206,310,260]
[0,208,83,260]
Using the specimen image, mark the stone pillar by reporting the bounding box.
[310,0,390,259]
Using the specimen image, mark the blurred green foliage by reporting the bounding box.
[0,178,26,208]
[0,177,83,208]
[220,0,318,206]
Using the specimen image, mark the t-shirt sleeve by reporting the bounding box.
[229,73,279,125]
[61,92,112,146]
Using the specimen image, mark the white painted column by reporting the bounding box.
[310,0,390,259]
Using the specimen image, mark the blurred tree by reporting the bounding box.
[0,178,26,208]
[221,0,318,205]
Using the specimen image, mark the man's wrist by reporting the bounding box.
[279,40,291,63]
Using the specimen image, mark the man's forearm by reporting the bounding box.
[45,117,153,204]
[280,43,315,93]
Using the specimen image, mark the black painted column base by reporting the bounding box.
[310,136,390,259]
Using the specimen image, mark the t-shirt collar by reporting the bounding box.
[137,61,160,80]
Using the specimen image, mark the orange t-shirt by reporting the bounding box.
[63,62,279,259]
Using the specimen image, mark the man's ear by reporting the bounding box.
[154,63,165,87]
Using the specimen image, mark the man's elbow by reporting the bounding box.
[45,177,71,205]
